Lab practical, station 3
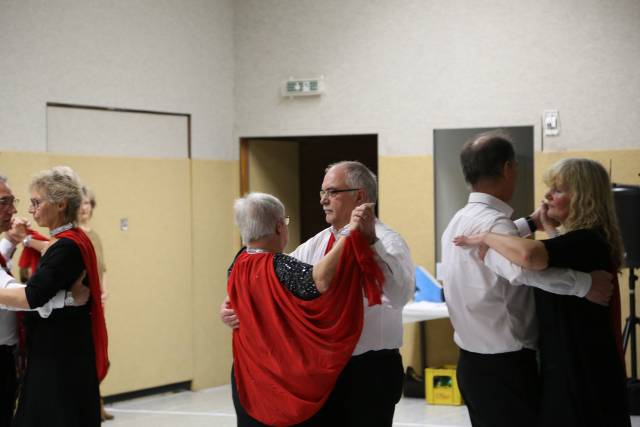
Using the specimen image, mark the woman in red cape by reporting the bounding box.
[228,192,383,426]
[0,166,108,427]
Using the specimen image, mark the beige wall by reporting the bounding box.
[191,159,239,388]
[0,151,237,393]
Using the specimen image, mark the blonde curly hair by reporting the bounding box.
[544,158,624,269]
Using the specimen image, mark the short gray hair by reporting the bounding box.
[234,192,285,244]
[30,166,83,225]
[326,161,378,202]
[0,175,7,184]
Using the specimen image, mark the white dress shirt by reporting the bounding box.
[290,220,415,355]
[441,193,591,354]
[0,238,17,346]
[0,238,66,347]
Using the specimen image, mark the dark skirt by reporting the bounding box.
[12,308,100,427]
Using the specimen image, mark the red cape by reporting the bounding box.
[228,230,384,426]
[58,228,110,382]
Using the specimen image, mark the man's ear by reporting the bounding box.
[502,160,515,179]
[356,188,367,204]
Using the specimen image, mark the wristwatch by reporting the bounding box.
[525,216,537,233]
[22,235,32,248]
[64,291,75,306]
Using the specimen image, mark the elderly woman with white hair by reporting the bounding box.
[0,166,108,427]
[228,192,382,427]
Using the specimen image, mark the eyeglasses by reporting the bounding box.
[283,216,290,226]
[0,197,19,208]
[319,188,361,199]
[30,198,47,209]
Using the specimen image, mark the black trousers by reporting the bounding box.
[231,349,403,427]
[457,348,539,427]
[0,346,17,427]
[321,349,404,427]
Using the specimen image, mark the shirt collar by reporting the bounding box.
[330,224,350,238]
[468,192,514,218]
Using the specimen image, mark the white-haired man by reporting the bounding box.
[222,161,414,426]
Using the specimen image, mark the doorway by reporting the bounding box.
[240,135,378,251]
[433,126,535,272]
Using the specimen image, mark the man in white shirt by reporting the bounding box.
[441,132,613,427]
[222,161,414,426]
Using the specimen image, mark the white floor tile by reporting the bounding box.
[102,385,640,427]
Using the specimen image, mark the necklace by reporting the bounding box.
[246,247,268,254]
[50,223,73,237]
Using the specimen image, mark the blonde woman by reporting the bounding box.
[454,158,629,427]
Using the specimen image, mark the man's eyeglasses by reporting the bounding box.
[0,197,18,208]
[319,188,361,199]
[283,216,290,226]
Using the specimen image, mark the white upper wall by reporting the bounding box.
[1,1,638,159]
[234,0,640,156]
[0,0,235,160]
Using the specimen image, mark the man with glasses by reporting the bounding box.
[222,161,414,426]
[0,175,25,427]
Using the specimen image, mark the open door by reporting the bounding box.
[240,134,378,249]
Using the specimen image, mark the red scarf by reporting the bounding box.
[57,228,109,381]
[228,230,383,426]
[18,229,49,272]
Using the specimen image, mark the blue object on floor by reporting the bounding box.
[414,266,444,302]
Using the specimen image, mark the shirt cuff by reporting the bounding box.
[514,218,532,238]
[575,271,591,298]
[51,290,66,309]
[0,238,16,261]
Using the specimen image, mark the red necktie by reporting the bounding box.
[324,233,336,254]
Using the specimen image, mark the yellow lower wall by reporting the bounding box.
[190,159,239,389]
[1,147,638,393]
[379,156,458,370]
[0,151,238,393]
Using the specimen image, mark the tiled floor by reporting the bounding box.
[103,385,640,427]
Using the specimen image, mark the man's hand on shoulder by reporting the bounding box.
[585,270,613,306]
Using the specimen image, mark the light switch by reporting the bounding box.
[543,110,560,136]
